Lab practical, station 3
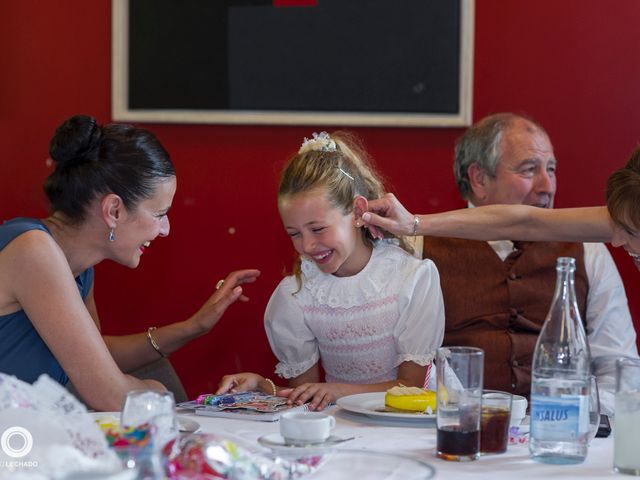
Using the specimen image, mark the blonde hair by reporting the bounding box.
[606,146,640,232]
[278,131,412,287]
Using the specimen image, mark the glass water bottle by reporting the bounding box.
[529,257,591,464]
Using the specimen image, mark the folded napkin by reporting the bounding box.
[0,374,122,479]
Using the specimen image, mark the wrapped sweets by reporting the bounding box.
[95,417,153,449]
[164,433,323,479]
[197,392,256,406]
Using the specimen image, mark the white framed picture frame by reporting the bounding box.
[112,0,474,127]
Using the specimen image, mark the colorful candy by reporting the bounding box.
[164,433,322,479]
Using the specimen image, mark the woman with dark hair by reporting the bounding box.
[0,115,260,410]
[361,146,640,271]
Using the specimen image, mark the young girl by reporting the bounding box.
[218,132,444,411]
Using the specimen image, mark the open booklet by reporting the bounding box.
[177,391,309,422]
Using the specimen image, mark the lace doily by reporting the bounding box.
[0,374,121,479]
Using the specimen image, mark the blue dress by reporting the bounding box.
[0,218,94,384]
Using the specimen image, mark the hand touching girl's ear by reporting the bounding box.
[354,195,385,239]
[352,195,369,229]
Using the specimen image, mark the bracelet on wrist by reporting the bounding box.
[412,215,421,236]
[264,378,277,396]
[147,326,167,358]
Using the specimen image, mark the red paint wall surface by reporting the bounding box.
[1,1,639,397]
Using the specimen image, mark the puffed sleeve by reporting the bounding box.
[264,276,320,379]
[393,258,445,367]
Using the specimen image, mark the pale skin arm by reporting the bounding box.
[216,361,426,411]
[5,231,163,411]
[361,193,614,243]
[99,269,261,372]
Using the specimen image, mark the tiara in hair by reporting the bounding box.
[298,132,337,154]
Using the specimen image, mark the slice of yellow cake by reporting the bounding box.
[385,386,436,414]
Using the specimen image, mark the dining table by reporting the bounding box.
[176,402,620,480]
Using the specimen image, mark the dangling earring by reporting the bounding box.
[108,228,116,242]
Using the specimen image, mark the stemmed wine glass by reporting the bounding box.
[119,390,178,477]
[121,390,178,449]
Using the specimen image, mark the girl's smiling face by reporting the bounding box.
[279,188,372,277]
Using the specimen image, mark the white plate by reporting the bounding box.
[89,412,200,433]
[336,392,436,422]
[307,450,435,479]
[258,433,353,456]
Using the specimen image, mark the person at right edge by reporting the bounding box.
[412,113,636,416]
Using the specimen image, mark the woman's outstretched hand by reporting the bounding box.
[192,269,261,333]
[362,193,416,237]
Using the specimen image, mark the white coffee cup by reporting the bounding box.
[510,394,528,426]
[280,411,336,445]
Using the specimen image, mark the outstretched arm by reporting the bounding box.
[362,193,613,243]
[103,269,261,372]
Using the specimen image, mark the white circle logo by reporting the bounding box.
[1,426,33,458]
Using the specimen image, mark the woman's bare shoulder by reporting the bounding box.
[1,228,63,263]
[0,229,70,293]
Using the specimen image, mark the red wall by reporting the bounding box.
[1,1,639,398]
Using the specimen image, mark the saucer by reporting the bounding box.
[178,417,201,433]
[257,433,353,456]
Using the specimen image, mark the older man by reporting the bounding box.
[423,112,637,414]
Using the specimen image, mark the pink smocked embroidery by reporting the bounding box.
[302,295,401,383]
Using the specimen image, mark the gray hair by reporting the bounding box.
[453,113,546,200]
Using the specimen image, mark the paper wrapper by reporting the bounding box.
[164,433,323,479]
[508,424,530,445]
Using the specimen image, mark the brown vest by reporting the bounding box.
[423,237,588,398]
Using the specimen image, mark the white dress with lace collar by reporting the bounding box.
[264,242,444,384]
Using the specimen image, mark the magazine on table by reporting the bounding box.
[177,391,309,422]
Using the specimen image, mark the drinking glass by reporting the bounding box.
[114,444,164,479]
[587,375,600,444]
[121,390,178,452]
[614,358,640,476]
[436,346,484,461]
[480,390,512,454]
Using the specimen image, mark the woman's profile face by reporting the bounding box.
[610,221,640,271]
[112,176,177,268]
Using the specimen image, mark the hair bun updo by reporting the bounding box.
[48,114,102,169]
[44,113,174,224]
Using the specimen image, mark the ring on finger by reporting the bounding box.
[215,279,225,290]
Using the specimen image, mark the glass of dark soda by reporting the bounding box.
[436,347,484,461]
[480,390,512,454]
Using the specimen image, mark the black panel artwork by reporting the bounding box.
[115,0,473,126]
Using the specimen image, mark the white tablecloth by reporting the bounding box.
[180,406,618,479]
